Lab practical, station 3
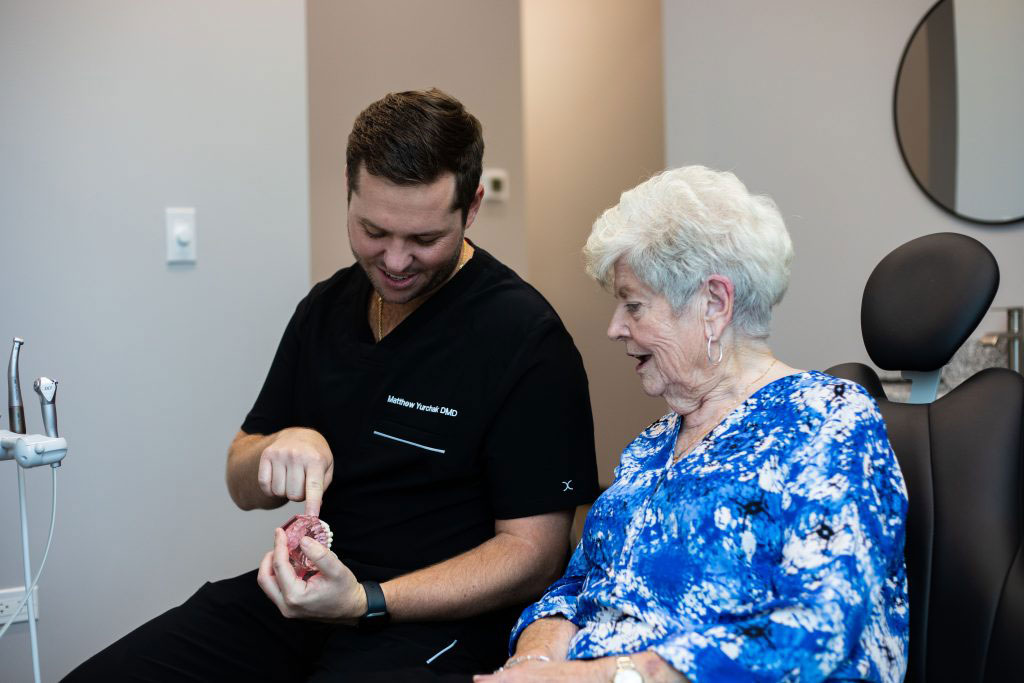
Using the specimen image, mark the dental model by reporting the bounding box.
[281,515,333,579]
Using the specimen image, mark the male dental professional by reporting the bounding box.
[66,89,598,682]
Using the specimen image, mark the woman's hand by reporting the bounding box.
[473,657,607,682]
[475,652,691,683]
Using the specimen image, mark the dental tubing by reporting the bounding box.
[1,336,68,683]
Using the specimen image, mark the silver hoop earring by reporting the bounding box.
[706,336,723,366]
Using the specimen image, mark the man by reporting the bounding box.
[66,89,598,681]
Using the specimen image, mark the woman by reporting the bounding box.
[476,167,908,683]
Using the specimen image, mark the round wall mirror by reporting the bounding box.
[894,0,1024,224]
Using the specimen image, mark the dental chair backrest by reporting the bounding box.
[826,232,1024,683]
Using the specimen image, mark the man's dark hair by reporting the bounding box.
[347,88,484,225]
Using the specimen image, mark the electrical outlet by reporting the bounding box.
[0,586,39,624]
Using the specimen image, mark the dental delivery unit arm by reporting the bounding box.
[1,337,69,683]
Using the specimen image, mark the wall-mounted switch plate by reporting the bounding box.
[481,168,509,202]
[0,586,39,624]
[166,207,197,264]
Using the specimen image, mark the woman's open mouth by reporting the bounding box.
[629,352,652,371]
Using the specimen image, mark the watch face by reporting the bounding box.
[613,669,644,683]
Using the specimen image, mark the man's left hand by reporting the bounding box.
[256,528,367,623]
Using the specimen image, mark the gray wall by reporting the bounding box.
[663,0,1024,373]
[0,1,310,679]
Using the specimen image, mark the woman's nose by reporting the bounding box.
[607,310,629,341]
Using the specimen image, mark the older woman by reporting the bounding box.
[476,167,908,683]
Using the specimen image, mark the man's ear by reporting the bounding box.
[463,184,485,230]
[704,274,735,340]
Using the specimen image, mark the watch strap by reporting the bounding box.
[359,580,389,627]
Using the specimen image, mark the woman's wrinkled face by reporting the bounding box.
[607,260,705,400]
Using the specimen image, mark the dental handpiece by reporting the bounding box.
[8,337,25,434]
[33,377,58,438]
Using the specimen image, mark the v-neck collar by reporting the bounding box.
[666,371,813,469]
[351,241,487,349]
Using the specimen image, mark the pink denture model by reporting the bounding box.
[281,515,334,579]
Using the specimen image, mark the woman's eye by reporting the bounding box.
[625,302,641,314]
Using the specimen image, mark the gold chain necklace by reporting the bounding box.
[671,358,778,465]
[375,240,472,342]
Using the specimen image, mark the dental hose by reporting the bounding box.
[0,465,57,641]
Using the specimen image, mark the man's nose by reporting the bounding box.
[382,244,414,273]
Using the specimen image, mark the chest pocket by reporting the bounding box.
[371,419,447,455]
[366,417,473,483]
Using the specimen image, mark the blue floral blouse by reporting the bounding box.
[511,371,909,682]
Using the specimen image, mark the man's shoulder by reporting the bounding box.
[292,264,363,319]
[467,248,565,335]
[310,263,362,300]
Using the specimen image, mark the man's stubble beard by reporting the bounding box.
[354,232,465,306]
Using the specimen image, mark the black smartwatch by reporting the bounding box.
[359,580,389,628]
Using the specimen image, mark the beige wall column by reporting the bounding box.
[522,0,666,484]
[307,0,527,282]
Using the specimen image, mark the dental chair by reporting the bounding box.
[826,232,1024,682]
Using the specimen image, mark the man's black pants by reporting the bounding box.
[63,569,513,682]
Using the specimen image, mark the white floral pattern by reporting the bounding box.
[512,372,909,682]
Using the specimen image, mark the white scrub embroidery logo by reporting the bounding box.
[386,394,458,417]
[562,480,573,492]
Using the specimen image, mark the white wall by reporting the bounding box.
[663,0,1024,373]
[954,0,1024,221]
[0,1,310,679]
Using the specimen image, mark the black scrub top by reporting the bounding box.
[242,246,599,578]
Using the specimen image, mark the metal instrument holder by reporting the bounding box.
[3,337,67,683]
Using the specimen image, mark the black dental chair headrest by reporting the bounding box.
[861,232,999,371]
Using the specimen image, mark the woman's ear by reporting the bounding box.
[703,274,735,339]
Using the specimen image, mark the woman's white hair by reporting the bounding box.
[584,166,794,339]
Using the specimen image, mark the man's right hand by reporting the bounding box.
[255,427,334,516]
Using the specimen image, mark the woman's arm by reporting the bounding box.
[511,616,578,661]
[507,537,593,654]
[645,387,908,681]
[482,386,907,682]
